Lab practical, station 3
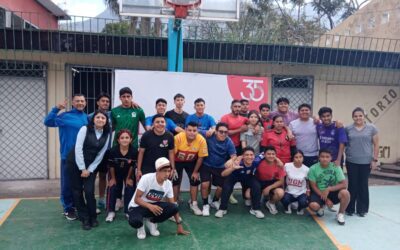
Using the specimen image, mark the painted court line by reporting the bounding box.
[308,209,351,250]
[0,199,20,226]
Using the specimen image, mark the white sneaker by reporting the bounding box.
[125,213,129,219]
[144,218,160,236]
[297,209,304,215]
[328,206,337,212]
[215,210,227,218]
[316,208,325,217]
[284,206,292,214]
[105,212,115,222]
[202,204,210,217]
[229,194,238,204]
[210,200,220,210]
[290,201,299,210]
[96,208,101,215]
[168,216,182,223]
[250,209,265,219]
[190,201,203,216]
[137,225,146,239]
[244,199,252,207]
[337,213,345,225]
[266,201,278,215]
[115,199,123,212]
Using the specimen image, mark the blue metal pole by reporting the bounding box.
[167,18,183,72]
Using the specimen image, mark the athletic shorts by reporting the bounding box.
[310,190,340,206]
[200,166,225,188]
[173,161,201,187]
[258,179,280,197]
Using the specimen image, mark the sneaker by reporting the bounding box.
[345,211,354,216]
[168,216,182,223]
[115,199,123,212]
[137,225,146,240]
[244,199,252,207]
[250,209,265,219]
[105,212,115,222]
[91,219,99,228]
[297,209,304,215]
[316,208,325,217]
[65,211,77,221]
[202,204,210,217]
[266,201,278,215]
[284,206,292,214]
[337,213,345,225]
[144,218,160,236]
[229,194,238,204]
[290,201,299,210]
[82,220,91,230]
[125,213,129,219]
[215,210,227,218]
[190,201,203,216]
[210,200,221,210]
[96,208,101,215]
[97,199,106,209]
[327,206,337,212]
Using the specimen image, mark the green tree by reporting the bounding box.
[102,21,130,35]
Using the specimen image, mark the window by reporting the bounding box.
[381,12,389,24]
[368,17,376,28]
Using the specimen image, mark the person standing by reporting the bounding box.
[259,103,272,129]
[105,129,138,222]
[185,98,216,138]
[173,122,208,216]
[289,104,319,167]
[221,100,248,156]
[137,114,175,179]
[269,97,299,126]
[241,110,263,155]
[317,107,348,167]
[145,98,183,134]
[200,122,236,216]
[239,99,250,117]
[165,93,189,132]
[44,94,88,220]
[88,93,112,212]
[67,110,110,230]
[345,107,379,217]
[128,157,190,239]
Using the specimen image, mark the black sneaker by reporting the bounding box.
[91,219,99,228]
[345,211,354,216]
[357,212,366,217]
[82,220,91,230]
[65,211,77,221]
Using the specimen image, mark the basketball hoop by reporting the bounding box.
[164,0,202,19]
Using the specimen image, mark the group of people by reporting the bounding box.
[44,87,379,239]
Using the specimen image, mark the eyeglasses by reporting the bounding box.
[217,130,228,134]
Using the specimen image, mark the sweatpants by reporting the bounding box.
[281,193,308,211]
[60,159,74,213]
[219,174,261,210]
[346,161,371,214]
[128,202,179,228]
[69,165,97,222]
[106,167,136,213]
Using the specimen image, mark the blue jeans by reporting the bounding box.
[281,193,308,211]
[60,160,74,213]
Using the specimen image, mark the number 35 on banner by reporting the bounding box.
[227,75,269,110]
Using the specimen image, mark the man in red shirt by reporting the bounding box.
[220,100,248,156]
[255,146,285,215]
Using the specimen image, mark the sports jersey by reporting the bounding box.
[174,132,208,162]
[256,160,286,181]
[261,129,296,163]
[111,106,145,148]
[185,113,216,136]
[232,154,264,179]
[220,113,248,147]
[316,122,348,161]
[145,115,177,133]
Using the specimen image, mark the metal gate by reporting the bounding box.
[0,63,48,180]
[271,75,314,111]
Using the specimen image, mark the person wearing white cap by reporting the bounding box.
[127,157,190,239]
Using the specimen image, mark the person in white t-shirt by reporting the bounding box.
[281,150,310,215]
[127,157,190,239]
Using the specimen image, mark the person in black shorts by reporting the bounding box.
[105,129,138,222]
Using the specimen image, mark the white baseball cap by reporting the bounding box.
[155,157,171,171]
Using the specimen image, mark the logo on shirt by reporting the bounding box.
[160,140,169,148]
[145,189,165,201]
[131,112,136,118]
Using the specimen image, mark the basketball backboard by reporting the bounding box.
[119,0,240,22]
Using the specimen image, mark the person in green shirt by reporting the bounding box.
[111,87,146,148]
[308,149,350,225]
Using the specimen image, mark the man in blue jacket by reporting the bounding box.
[44,94,88,220]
